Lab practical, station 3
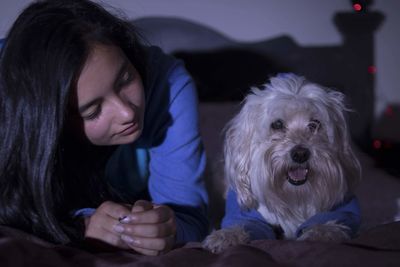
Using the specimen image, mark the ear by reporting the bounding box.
[327,90,362,192]
[325,90,348,144]
[340,143,362,194]
[223,100,258,209]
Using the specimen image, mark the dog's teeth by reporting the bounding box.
[287,167,308,186]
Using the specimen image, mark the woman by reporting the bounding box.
[0,0,209,256]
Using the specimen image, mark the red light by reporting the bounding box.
[385,106,393,117]
[373,140,382,149]
[353,3,362,11]
[368,65,377,74]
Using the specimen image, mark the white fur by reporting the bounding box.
[203,74,361,253]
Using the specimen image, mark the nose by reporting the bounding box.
[112,95,135,124]
[290,145,310,163]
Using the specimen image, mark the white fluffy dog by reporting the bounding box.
[203,73,361,253]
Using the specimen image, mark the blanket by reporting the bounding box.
[1,222,399,267]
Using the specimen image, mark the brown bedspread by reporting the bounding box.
[1,222,399,267]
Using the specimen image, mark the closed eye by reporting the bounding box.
[79,97,103,121]
[120,69,134,87]
[115,62,135,90]
[83,104,102,121]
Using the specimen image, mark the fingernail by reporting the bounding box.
[113,224,124,233]
[131,206,144,212]
[121,235,140,245]
[119,216,130,223]
[128,215,138,222]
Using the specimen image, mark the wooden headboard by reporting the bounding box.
[132,8,383,150]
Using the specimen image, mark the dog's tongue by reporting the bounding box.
[288,168,308,180]
[287,168,308,185]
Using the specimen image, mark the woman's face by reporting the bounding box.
[75,44,145,145]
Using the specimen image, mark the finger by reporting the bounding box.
[131,200,153,213]
[120,218,176,238]
[85,215,129,249]
[129,205,173,224]
[97,201,131,220]
[121,234,175,252]
[120,200,155,223]
[85,229,129,249]
[122,203,133,209]
[87,208,119,233]
[131,246,161,256]
[88,203,133,237]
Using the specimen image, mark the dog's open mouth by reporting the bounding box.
[287,167,309,186]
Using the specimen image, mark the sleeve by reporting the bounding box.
[146,58,209,243]
[221,190,276,240]
[296,195,361,238]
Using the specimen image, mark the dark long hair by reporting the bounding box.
[0,0,146,244]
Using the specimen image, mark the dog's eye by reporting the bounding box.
[308,119,321,133]
[271,119,284,130]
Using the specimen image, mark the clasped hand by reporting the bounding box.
[84,200,177,255]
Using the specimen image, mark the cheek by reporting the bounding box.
[127,83,145,107]
[83,119,111,145]
[126,83,146,123]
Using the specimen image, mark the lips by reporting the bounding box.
[118,123,138,136]
[287,167,309,186]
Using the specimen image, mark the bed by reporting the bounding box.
[1,5,400,267]
[1,222,400,266]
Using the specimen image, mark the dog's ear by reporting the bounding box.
[341,144,362,193]
[223,100,258,209]
[327,90,362,193]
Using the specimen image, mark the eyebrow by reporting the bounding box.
[78,58,130,114]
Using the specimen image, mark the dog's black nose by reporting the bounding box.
[290,145,310,163]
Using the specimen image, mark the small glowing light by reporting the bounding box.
[368,65,377,74]
[385,106,393,117]
[373,139,382,149]
[353,3,362,11]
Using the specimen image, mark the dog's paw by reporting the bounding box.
[297,221,351,242]
[202,226,250,254]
